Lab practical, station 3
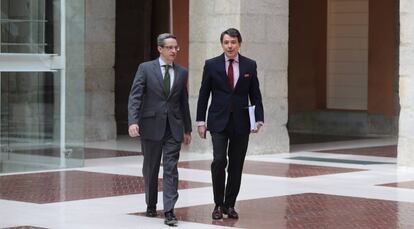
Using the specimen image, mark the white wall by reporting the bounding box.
[398,0,414,167]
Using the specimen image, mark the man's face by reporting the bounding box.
[221,34,240,59]
[158,38,179,64]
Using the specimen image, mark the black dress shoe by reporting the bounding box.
[223,207,239,219]
[145,207,157,217]
[211,206,223,220]
[164,211,178,226]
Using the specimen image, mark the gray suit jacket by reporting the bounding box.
[128,59,192,141]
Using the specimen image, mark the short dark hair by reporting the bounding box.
[220,28,242,43]
[157,33,177,47]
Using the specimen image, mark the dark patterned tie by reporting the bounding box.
[227,59,234,90]
[163,65,171,96]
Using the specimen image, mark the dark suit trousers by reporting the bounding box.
[210,114,249,208]
[141,122,181,213]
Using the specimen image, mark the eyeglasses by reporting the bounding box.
[162,46,180,52]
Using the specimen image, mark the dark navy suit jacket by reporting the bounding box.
[196,53,264,135]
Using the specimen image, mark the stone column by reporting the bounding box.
[84,0,116,141]
[398,1,414,166]
[188,0,289,154]
[65,0,86,145]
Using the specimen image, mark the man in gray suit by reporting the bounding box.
[128,33,192,226]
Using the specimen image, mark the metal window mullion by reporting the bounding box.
[0,2,2,52]
[60,0,66,168]
[0,72,2,161]
[0,53,61,71]
[0,19,47,23]
[42,0,46,53]
[1,42,47,46]
[30,0,34,53]
[0,1,2,157]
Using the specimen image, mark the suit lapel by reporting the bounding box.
[217,54,231,92]
[235,54,246,91]
[169,66,180,98]
[152,60,164,86]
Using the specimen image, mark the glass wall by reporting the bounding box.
[0,0,85,173]
[1,0,56,53]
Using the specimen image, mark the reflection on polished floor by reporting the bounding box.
[2,135,414,228]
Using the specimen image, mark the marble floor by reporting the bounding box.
[2,135,414,228]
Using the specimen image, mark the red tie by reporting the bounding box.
[227,59,234,90]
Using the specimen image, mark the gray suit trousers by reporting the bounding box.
[141,124,181,213]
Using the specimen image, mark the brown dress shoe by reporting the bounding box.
[212,206,223,220]
[223,207,239,219]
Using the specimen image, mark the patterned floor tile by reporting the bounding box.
[288,156,393,165]
[289,133,371,144]
[11,148,141,159]
[379,180,414,189]
[178,160,365,177]
[84,148,142,159]
[133,193,414,229]
[0,171,209,204]
[317,145,397,158]
[1,227,47,229]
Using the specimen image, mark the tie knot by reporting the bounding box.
[163,65,171,69]
[228,59,234,63]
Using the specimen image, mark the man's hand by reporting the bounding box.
[128,124,140,137]
[197,125,207,139]
[251,122,263,133]
[183,133,192,145]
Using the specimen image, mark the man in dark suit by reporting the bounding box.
[196,28,264,220]
[128,33,192,226]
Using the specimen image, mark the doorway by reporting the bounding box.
[288,0,399,150]
[114,0,189,135]
[114,0,170,135]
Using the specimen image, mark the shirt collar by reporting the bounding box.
[225,54,239,63]
[159,58,173,67]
